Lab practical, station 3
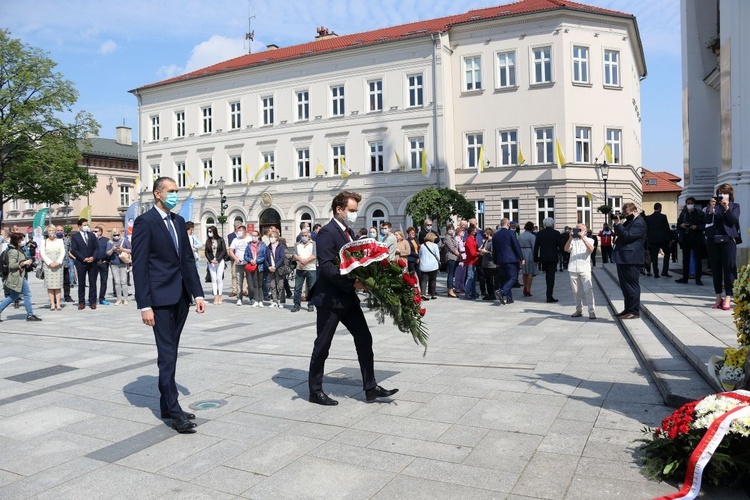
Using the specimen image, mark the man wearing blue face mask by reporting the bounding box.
[379,221,398,260]
[132,177,206,434]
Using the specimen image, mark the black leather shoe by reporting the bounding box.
[171,415,197,433]
[620,313,640,320]
[546,298,558,303]
[365,386,399,402]
[309,391,338,406]
[615,311,627,317]
[661,273,672,278]
[695,280,704,286]
[161,411,196,420]
[675,278,688,283]
[506,299,515,304]
[497,294,506,305]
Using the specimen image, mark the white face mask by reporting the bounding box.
[686,204,694,211]
[207,231,213,237]
[81,226,90,232]
[342,210,358,226]
[270,237,277,244]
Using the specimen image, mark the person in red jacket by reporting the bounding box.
[464,225,480,300]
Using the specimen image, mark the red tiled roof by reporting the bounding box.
[642,169,683,193]
[135,0,635,92]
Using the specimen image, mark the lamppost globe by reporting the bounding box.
[216,176,226,191]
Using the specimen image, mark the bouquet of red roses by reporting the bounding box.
[339,238,428,354]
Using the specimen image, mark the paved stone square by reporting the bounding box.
[0,266,746,499]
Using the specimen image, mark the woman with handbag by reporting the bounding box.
[264,229,287,308]
[204,225,228,304]
[0,233,42,321]
[242,229,266,307]
[106,228,132,305]
[40,225,65,311]
[704,183,741,310]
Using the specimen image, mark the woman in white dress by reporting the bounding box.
[40,225,65,311]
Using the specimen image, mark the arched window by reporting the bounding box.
[206,217,215,225]
[233,216,244,225]
[368,207,387,229]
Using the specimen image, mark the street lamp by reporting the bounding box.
[217,176,228,237]
[62,193,71,226]
[598,161,610,209]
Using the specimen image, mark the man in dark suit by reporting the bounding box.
[492,218,524,305]
[307,191,398,406]
[613,202,647,319]
[69,217,99,310]
[132,177,206,433]
[533,217,563,303]
[646,202,672,278]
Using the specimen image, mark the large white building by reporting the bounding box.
[681,0,749,260]
[132,0,646,236]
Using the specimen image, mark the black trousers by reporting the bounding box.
[477,267,486,295]
[75,263,98,306]
[309,305,376,394]
[482,266,496,297]
[707,240,737,296]
[681,245,702,281]
[616,264,641,314]
[649,242,670,276]
[153,295,190,417]
[542,261,557,300]
[63,263,71,298]
[601,246,612,263]
[96,261,109,302]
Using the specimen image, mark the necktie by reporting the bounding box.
[165,216,178,252]
[82,233,87,245]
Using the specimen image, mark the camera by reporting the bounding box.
[572,228,581,238]
[610,211,623,222]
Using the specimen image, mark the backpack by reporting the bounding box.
[0,249,9,281]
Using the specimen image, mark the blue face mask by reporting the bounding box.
[163,192,179,210]
[56,232,64,238]
[380,228,388,236]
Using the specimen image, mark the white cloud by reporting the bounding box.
[157,64,183,80]
[184,35,246,74]
[98,39,117,55]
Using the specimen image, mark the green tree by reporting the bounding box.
[405,187,475,228]
[0,29,99,225]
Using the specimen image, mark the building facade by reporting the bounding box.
[132,0,646,237]
[1,126,139,233]
[641,169,683,224]
[681,0,749,260]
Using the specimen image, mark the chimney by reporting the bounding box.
[315,26,338,40]
[266,43,279,50]
[116,126,132,145]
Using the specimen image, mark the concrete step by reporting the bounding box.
[593,266,717,407]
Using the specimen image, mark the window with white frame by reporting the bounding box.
[176,161,186,188]
[532,47,552,84]
[331,144,345,176]
[202,159,213,185]
[496,51,516,88]
[606,196,622,214]
[150,115,160,141]
[574,126,591,163]
[296,91,309,121]
[368,79,383,112]
[408,74,423,107]
[537,197,555,228]
[466,133,483,169]
[369,141,384,173]
[261,151,275,181]
[535,127,554,163]
[175,111,185,138]
[502,199,519,222]
[572,46,589,84]
[474,201,486,229]
[231,155,242,184]
[119,185,131,207]
[464,56,482,91]
[606,128,622,164]
[369,207,387,229]
[331,85,345,117]
[297,148,310,178]
[577,196,592,228]
[604,50,620,86]
[202,106,212,134]
[229,101,241,130]
[409,137,424,170]
[27,202,34,210]
[151,163,161,181]
[261,96,274,126]
[499,130,518,166]
[10,199,18,211]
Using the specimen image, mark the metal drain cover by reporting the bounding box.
[188,399,228,411]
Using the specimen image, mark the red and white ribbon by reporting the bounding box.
[338,238,390,275]
[654,390,750,500]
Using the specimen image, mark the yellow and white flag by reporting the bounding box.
[420,150,432,178]
[134,177,141,191]
[254,162,272,182]
[586,191,593,202]
[517,146,525,165]
[186,171,194,190]
[203,170,211,186]
[316,159,324,176]
[79,205,92,224]
[244,164,252,185]
[395,151,404,170]
[604,144,614,164]
[478,146,485,172]
[555,140,566,168]
[340,157,352,178]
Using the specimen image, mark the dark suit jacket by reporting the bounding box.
[132,207,204,309]
[308,219,357,309]
[533,227,562,263]
[492,227,523,265]
[70,231,97,267]
[646,211,671,243]
[613,213,647,265]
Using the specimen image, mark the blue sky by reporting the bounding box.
[2,0,682,178]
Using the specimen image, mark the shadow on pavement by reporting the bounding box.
[123,375,191,421]
[273,367,401,403]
